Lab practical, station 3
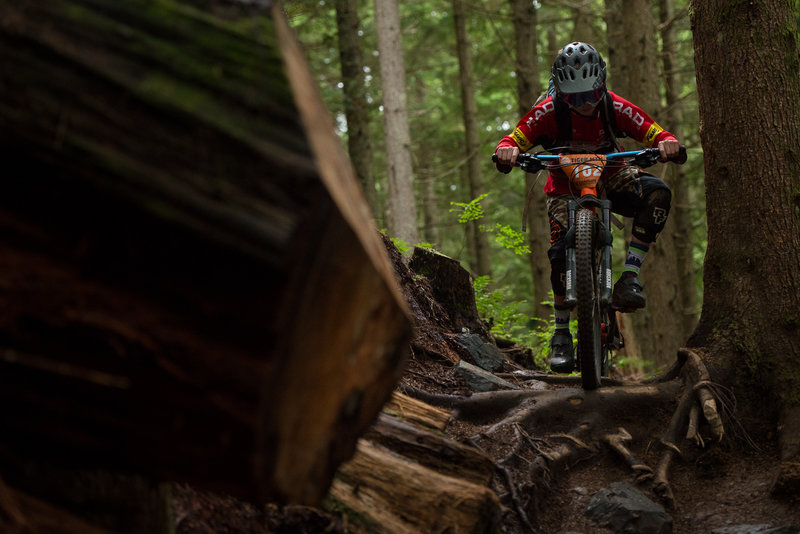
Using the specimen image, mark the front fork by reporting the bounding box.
[598,199,614,306]
[564,198,614,308]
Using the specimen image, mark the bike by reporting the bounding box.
[494,146,687,389]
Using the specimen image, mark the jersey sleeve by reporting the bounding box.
[609,92,677,148]
[496,97,557,152]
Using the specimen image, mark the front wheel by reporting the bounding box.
[575,208,602,389]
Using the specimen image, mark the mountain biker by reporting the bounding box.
[494,42,681,374]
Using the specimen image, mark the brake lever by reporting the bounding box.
[633,152,660,168]
[518,157,546,173]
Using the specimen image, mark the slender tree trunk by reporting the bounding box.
[658,0,698,340]
[606,0,682,368]
[572,8,596,44]
[546,28,559,60]
[335,0,379,220]
[374,0,419,244]
[421,168,439,246]
[453,0,491,276]
[414,106,439,246]
[511,0,550,320]
[689,0,800,474]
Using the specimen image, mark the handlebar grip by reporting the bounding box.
[673,145,687,165]
[492,153,514,174]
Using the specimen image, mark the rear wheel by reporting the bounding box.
[575,208,602,389]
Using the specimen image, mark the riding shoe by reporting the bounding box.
[613,272,646,310]
[549,331,575,373]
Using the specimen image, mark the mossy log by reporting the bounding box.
[0,0,411,505]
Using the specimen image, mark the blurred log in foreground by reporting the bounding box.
[0,0,411,506]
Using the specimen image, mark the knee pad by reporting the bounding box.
[633,187,672,242]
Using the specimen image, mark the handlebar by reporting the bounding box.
[492,146,687,173]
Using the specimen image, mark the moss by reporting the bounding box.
[54,1,290,105]
[44,0,304,155]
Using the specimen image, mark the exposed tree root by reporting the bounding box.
[496,372,626,388]
[653,384,694,506]
[604,428,654,484]
[402,347,731,525]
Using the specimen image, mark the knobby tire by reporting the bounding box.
[575,208,602,389]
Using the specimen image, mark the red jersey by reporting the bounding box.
[496,91,677,196]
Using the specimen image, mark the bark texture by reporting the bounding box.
[689,0,800,482]
[658,0,698,340]
[335,0,378,217]
[453,0,492,277]
[374,0,419,244]
[511,0,551,321]
[606,0,683,367]
[0,0,411,506]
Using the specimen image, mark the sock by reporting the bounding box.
[623,241,650,276]
[554,303,571,333]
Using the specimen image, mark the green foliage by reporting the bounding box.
[450,193,489,223]
[472,275,519,339]
[450,194,530,256]
[388,236,436,255]
[490,223,531,256]
[390,237,412,254]
[473,276,558,370]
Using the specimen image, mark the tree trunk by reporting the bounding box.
[511,0,551,321]
[658,0,698,340]
[374,0,419,245]
[453,0,491,277]
[689,0,800,482]
[572,7,597,44]
[0,0,411,510]
[418,144,440,246]
[335,0,379,219]
[413,78,440,247]
[606,0,683,368]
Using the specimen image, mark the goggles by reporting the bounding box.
[561,89,604,107]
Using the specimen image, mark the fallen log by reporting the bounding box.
[382,391,452,430]
[0,0,410,506]
[364,413,495,486]
[330,439,501,533]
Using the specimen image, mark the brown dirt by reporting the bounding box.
[537,433,800,533]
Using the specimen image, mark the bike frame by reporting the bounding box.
[492,146,686,388]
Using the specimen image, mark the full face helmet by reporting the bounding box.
[551,42,607,107]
